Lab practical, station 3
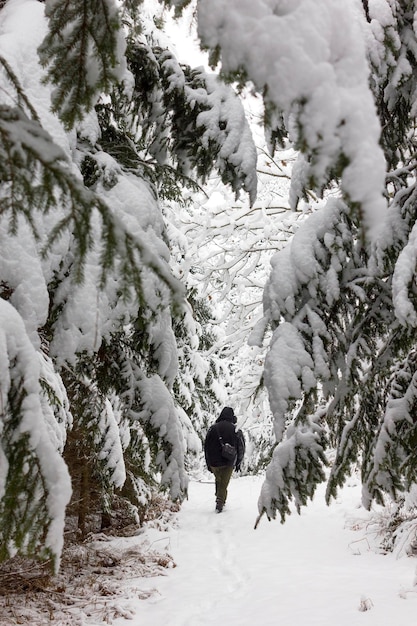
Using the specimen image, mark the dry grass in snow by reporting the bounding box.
[0,496,180,625]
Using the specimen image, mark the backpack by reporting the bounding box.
[218,435,237,461]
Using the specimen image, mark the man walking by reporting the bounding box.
[204,407,245,513]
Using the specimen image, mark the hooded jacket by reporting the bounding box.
[204,407,245,469]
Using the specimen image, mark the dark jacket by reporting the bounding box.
[204,407,245,470]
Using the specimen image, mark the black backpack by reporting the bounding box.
[218,434,237,461]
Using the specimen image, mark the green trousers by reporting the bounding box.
[211,466,234,506]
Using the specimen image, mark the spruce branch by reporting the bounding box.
[125,40,257,204]
[38,0,124,129]
[0,55,40,121]
[0,104,184,301]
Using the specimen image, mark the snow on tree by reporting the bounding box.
[194,0,387,232]
[249,1,417,522]
[163,137,305,471]
[164,0,417,523]
[7,0,417,569]
[0,299,71,570]
[0,0,258,566]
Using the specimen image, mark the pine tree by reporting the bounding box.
[162,0,417,522]
[253,1,417,521]
[0,0,258,567]
[0,299,71,570]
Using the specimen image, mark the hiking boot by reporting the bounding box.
[215,501,223,513]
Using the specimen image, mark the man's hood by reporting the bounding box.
[216,407,236,424]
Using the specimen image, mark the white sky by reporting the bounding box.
[163,2,209,69]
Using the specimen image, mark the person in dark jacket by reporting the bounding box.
[204,407,245,513]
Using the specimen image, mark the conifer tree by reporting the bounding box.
[164,0,417,521]
[0,0,257,566]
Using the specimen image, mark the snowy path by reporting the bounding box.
[114,475,417,626]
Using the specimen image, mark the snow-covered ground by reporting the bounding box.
[111,474,417,626]
[1,473,417,625]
